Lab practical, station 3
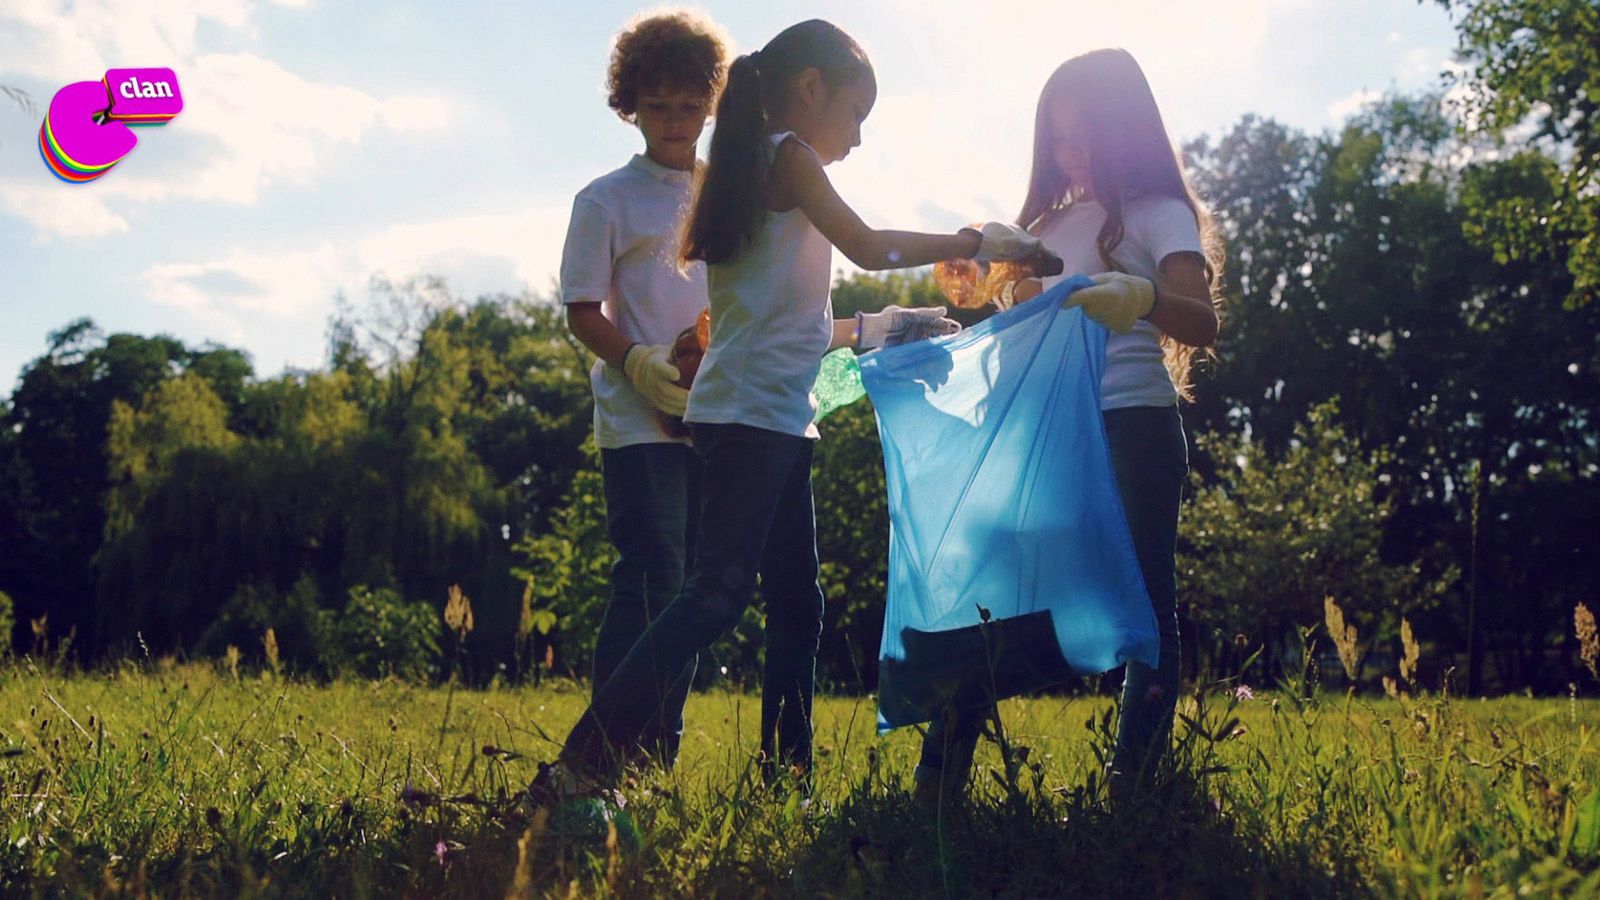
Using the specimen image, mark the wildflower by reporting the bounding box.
[435,840,449,866]
[1233,684,1255,702]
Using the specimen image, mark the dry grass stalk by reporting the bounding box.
[445,584,475,637]
[1576,603,1599,685]
[1325,596,1364,682]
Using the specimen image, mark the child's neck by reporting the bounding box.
[645,144,694,171]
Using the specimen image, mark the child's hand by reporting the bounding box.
[961,222,1043,262]
[622,343,690,415]
[993,278,1045,310]
[856,306,963,349]
[1063,272,1155,332]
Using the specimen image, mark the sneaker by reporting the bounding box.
[548,793,638,847]
[522,763,639,849]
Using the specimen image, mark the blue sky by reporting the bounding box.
[0,0,1461,390]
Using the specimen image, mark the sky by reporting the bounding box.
[0,0,1463,391]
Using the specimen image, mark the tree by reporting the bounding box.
[0,321,249,655]
[1179,401,1429,679]
[1439,0,1600,307]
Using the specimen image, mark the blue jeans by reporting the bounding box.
[595,442,702,766]
[918,405,1187,786]
[563,423,826,779]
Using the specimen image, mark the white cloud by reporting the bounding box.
[1328,87,1381,122]
[0,182,130,238]
[145,241,346,322]
[0,3,452,240]
[818,0,1302,240]
[354,204,571,291]
[379,95,452,132]
[139,200,572,341]
[0,0,252,85]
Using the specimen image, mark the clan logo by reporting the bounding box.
[41,67,183,183]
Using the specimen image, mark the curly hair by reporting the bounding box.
[607,9,732,122]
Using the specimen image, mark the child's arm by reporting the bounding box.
[567,303,635,370]
[567,303,687,414]
[559,194,687,415]
[1001,254,1217,347]
[828,319,857,351]
[1145,253,1218,348]
[775,140,1030,270]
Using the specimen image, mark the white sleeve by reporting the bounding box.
[1133,196,1203,267]
[559,194,615,306]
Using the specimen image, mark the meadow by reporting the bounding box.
[2,656,1598,898]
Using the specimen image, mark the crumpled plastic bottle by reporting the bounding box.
[812,347,866,422]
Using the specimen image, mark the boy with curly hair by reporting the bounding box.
[558,9,730,768]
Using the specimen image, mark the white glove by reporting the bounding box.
[856,306,963,350]
[1063,272,1155,333]
[961,221,1043,263]
[622,343,689,416]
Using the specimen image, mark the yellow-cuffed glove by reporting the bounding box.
[1063,271,1155,333]
[621,343,689,416]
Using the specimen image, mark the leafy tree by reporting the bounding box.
[0,321,251,655]
[1438,0,1600,307]
[1179,401,1431,678]
[1185,98,1600,690]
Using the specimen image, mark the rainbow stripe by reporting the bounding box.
[42,112,119,175]
[39,126,103,182]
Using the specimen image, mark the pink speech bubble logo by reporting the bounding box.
[103,68,183,124]
[40,68,182,184]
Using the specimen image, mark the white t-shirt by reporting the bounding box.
[1037,195,1203,410]
[686,133,834,439]
[559,154,707,448]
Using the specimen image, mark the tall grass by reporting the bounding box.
[2,650,1597,897]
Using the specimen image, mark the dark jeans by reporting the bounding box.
[563,423,826,780]
[595,442,702,766]
[918,405,1188,787]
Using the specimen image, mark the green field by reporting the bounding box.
[2,660,1598,898]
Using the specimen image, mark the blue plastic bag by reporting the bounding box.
[859,277,1160,731]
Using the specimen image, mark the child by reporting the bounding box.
[534,18,1040,799]
[557,9,730,768]
[915,48,1224,801]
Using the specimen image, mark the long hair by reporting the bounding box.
[680,19,871,266]
[1018,48,1225,399]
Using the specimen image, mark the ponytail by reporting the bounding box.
[681,19,871,266]
[681,54,766,266]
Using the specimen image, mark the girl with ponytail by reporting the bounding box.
[532,18,1042,803]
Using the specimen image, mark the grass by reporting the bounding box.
[2,657,1598,898]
